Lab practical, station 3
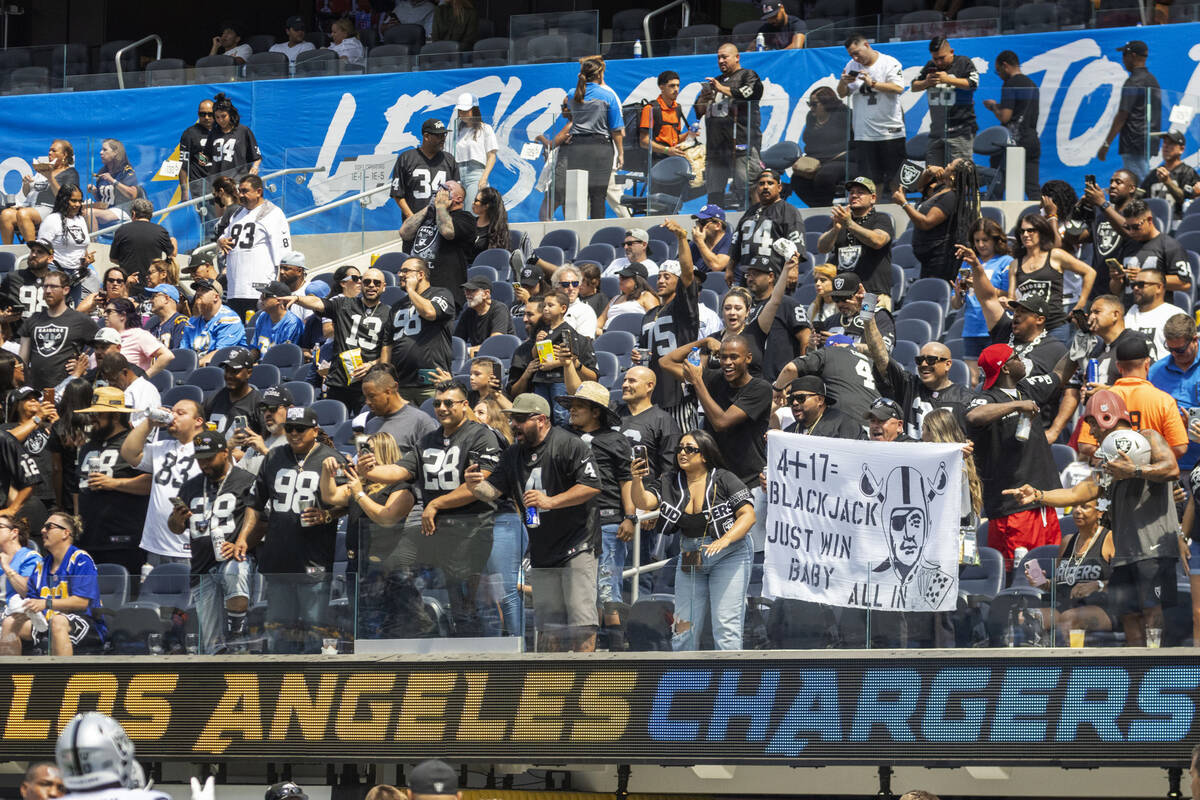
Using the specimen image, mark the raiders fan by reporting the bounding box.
[218,174,291,316]
[205,93,262,182]
[775,331,882,426]
[743,239,810,378]
[170,430,258,653]
[727,170,804,286]
[0,238,54,320]
[391,118,460,220]
[18,269,98,391]
[811,272,896,348]
[397,181,475,307]
[816,177,895,308]
[289,266,392,413]
[637,221,700,429]
[390,257,455,403]
[1140,130,1198,221]
[1065,170,1138,296]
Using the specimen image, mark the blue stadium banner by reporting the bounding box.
[1,22,1198,250]
[0,654,1197,764]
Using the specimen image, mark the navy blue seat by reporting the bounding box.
[896,300,945,340]
[310,398,348,428]
[282,381,316,407]
[249,363,281,390]
[539,229,578,261]
[185,366,225,393]
[605,314,645,339]
[576,243,616,267]
[904,277,952,311]
[261,343,303,369]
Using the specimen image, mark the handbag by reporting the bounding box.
[792,155,821,179]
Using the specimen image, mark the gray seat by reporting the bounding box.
[7,66,49,94]
[295,48,340,77]
[417,41,460,70]
[381,23,426,48]
[672,24,721,56]
[246,34,277,54]
[244,51,289,81]
[144,58,187,87]
[97,40,136,74]
[194,54,237,82]
[1014,2,1058,32]
[471,37,510,67]
[367,44,411,73]
[524,35,568,64]
[51,43,89,84]
[901,9,945,23]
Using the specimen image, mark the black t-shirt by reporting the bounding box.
[639,281,699,408]
[179,122,213,183]
[747,295,809,380]
[729,201,805,283]
[813,307,896,350]
[454,302,514,346]
[204,387,264,436]
[488,426,602,567]
[702,67,763,149]
[784,407,865,439]
[18,309,98,391]
[791,345,881,426]
[834,210,894,296]
[254,441,342,573]
[573,426,631,522]
[1127,234,1193,298]
[179,465,257,579]
[110,220,174,283]
[400,419,501,518]
[4,424,52,501]
[967,374,1063,518]
[27,167,79,209]
[390,148,460,215]
[78,430,148,552]
[918,54,979,135]
[758,16,804,50]
[701,370,772,486]
[878,360,978,439]
[409,208,476,307]
[1142,162,1200,217]
[1089,207,1136,292]
[1118,68,1162,158]
[530,323,597,385]
[205,125,261,178]
[999,73,1040,154]
[910,190,957,261]
[581,292,609,316]
[324,295,392,388]
[0,268,48,319]
[390,286,455,385]
[620,406,680,482]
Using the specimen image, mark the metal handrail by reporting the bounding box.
[643,0,690,59]
[154,166,327,219]
[115,34,163,90]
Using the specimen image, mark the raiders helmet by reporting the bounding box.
[56,712,139,791]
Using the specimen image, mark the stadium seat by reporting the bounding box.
[540,228,579,261]
[471,37,511,67]
[476,334,521,366]
[261,342,303,369]
[523,34,569,64]
[604,313,645,339]
[891,339,919,369]
[382,24,426,48]
[647,240,669,264]
[948,359,971,386]
[704,272,729,296]
[419,396,437,420]
[367,44,411,73]
[277,381,313,407]
[1011,544,1061,588]
[795,283,818,307]
[162,384,203,407]
[595,330,636,369]
[1052,442,1077,473]
[700,288,720,314]
[185,366,225,393]
[417,41,461,70]
[646,225,679,259]
[1173,290,1191,312]
[471,247,512,275]
[896,318,933,345]
[98,39,136,74]
[451,336,468,374]
[381,286,407,306]
[97,563,129,609]
[1014,2,1058,32]
[246,34,277,53]
[671,23,721,56]
[467,265,500,283]
[619,156,693,215]
[109,602,167,654]
[311,398,349,428]
[369,251,406,273]
[607,8,652,58]
[896,299,945,339]
[9,66,50,93]
[245,52,290,81]
[194,54,237,83]
[139,563,191,611]
[491,282,514,306]
[249,363,281,390]
[805,214,833,235]
[957,4,1001,20]
[945,316,965,341]
[905,277,952,311]
[0,253,16,273]
[595,351,620,388]
[1177,215,1200,238]
[296,49,340,77]
[958,546,1004,600]
[729,19,764,52]
[576,243,616,267]
[600,276,620,300]
[148,370,173,395]
[980,205,1006,230]
[943,337,965,360]
[891,243,918,269]
[1146,197,1172,234]
[904,132,930,162]
[532,245,564,267]
[590,226,627,249]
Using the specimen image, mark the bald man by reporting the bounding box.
[864,318,978,438]
[399,179,476,307]
[694,43,764,209]
[20,764,64,800]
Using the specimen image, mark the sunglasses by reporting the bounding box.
[678,444,702,454]
[914,355,949,366]
[1019,228,1036,234]
[622,241,639,247]
[104,308,120,315]
[1130,281,1162,289]
[559,280,580,288]
[198,111,214,117]
[283,424,311,434]
[1167,339,1196,354]
[432,398,464,408]
[343,275,362,282]
[261,405,284,413]
[106,276,126,284]
[789,392,819,403]
[362,278,383,287]
[42,521,69,532]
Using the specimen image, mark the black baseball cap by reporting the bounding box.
[422,118,448,135]
[617,262,649,280]
[261,386,295,408]
[1117,40,1148,56]
[285,15,305,31]
[829,272,862,299]
[261,280,292,298]
[462,277,492,292]
[283,406,319,428]
[1010,295,1050,318]
[866,397,903,421]
[788,375,834,404]
[744,253,781,275]
[1161,130,1186,145]
[220,348,255,370]
[192,431,228,459]
[518,265,541,287]
[1115,334,1151,361]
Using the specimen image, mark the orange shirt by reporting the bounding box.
[639,96,684,148]
[1077,376,1189,452]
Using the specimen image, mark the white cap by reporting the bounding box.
[94,328,121,346]
[659,259,682,277]
[279,250,306,269]
[456,92,478,111]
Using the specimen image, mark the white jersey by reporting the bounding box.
[136,438,200,557]
[844,52,905,142]
[603,256,659,278]
[124,376,162,429]
[224,201,291,300]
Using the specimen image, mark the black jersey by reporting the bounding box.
[729,201,804,283]
[784,407,866,439]
[701,370,772,487]
[488,426,602,567]
[1089,207,1136,292]
[400,419,501,518]
[1128,233,1192,295]
[254,441,342,573]
[832,210,895,296]
[917,54,979,135]
[324,295,392,388]
[620,405,681,481]
[390,148,459,215]
[702,67,763,149]
[205,125,261,178]
[1142,162,1199,218]
[638,280,699,408]
[878,359,978,439]
[0,268,47,318]
[18,308,97,390]
[0,429,40,502]
[204,387,264,436]
[747,294,809,380]
[409,208,475,307]
[574,426,631,523]
[790,345,881,426]
[77,430,148,552]
[5,424,52,501]
[813,307,896,350]
[179,465,257,579]
[179,122,213,183]
[390,286,454,385]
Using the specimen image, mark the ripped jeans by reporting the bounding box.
[671,534,752,651]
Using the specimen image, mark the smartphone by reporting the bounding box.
[170,497,188,512]
[1085,174,1097,186]
[418,368,439,384]
[632,444,648,463]
[467,449,482,468]
[1105,258,1123,275]
[1188,407,1200,430]
[1070,308,1089,329]
[42,387,55,405]
[357,440,373,457]
[847,69,861,78]
[232,415,248,431]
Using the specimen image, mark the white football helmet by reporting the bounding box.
[56,712,139,791]
[1097,428,1152,468]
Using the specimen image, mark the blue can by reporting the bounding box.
[1086,358,1100,384]
[524,505,541,528]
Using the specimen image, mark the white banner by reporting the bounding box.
[763,431,964,612]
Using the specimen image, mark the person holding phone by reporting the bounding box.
[838,35,905,195]
[630,429,755,650]
[950,218,1012,377]
[1064,170,1138,296]
[388,257,456,406]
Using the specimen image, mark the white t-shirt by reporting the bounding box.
[330,37,366,66]
[843,52,905,142]
[1125,302,1187,360]
[38,212,90,272]
[137,438,200,558]
[269,40,316,64]
[225,43,253,63]
[602,256,659,278]
[564,299,598,340]
[224,201,292,300]
[125,376,162,429]
[454,123,499,167]
[698,301,722,338]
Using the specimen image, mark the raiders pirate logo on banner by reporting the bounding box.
[898,161,924,190]
[34,324,67,357]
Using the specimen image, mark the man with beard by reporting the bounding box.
[970,253,1068,378]
[816,177,895,308]
[76,387,151,578]
[179,280,247,366]
[1,238,54,321]
[144,284,190,350]
[389,257,455,406]
[204,348,262,436]
[509,290,597,426]
[397,180,474,308]
[727,170,804,286]
[781,375,864,438]
[169,430,258,653]
[289,266,392,414]
[864,316,976,437]
[1109,199,1192,300]
[811,272,896,348]
[233,385,293,476]
[1141,130,1199,220]
[18,270,97,390]
[1121,266,1187,359]
[742,240,809,378]
[1066,170,1139,296]
[454,277,513,355]
[218,174,291,318]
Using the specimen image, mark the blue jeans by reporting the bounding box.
[1122,153,1151,183]
[598,522,629,604]
[265,572,330,654]
[486,512,526,636]
[1047,322,1070,345]
[193,558,253,654]
[672,535,752,651]
[459,162,483,209]
[534,382,569,426]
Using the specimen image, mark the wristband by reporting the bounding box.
[623,514,637,523]
[45,596,52,610]
[356,491,368,501]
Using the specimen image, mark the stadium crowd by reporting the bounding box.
[0,25,1195,659]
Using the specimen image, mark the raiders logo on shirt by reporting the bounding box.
[838,245,862,269]
[34,324,67,357]
[1096,221,1122,256]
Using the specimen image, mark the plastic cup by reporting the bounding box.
[185,632,199,654]
[1069,629,1085,648]
[322,638,339,655]
[1146,627,1162,648]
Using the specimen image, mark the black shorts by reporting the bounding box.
[31,613,104,651]
[1109,557,1178,616]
